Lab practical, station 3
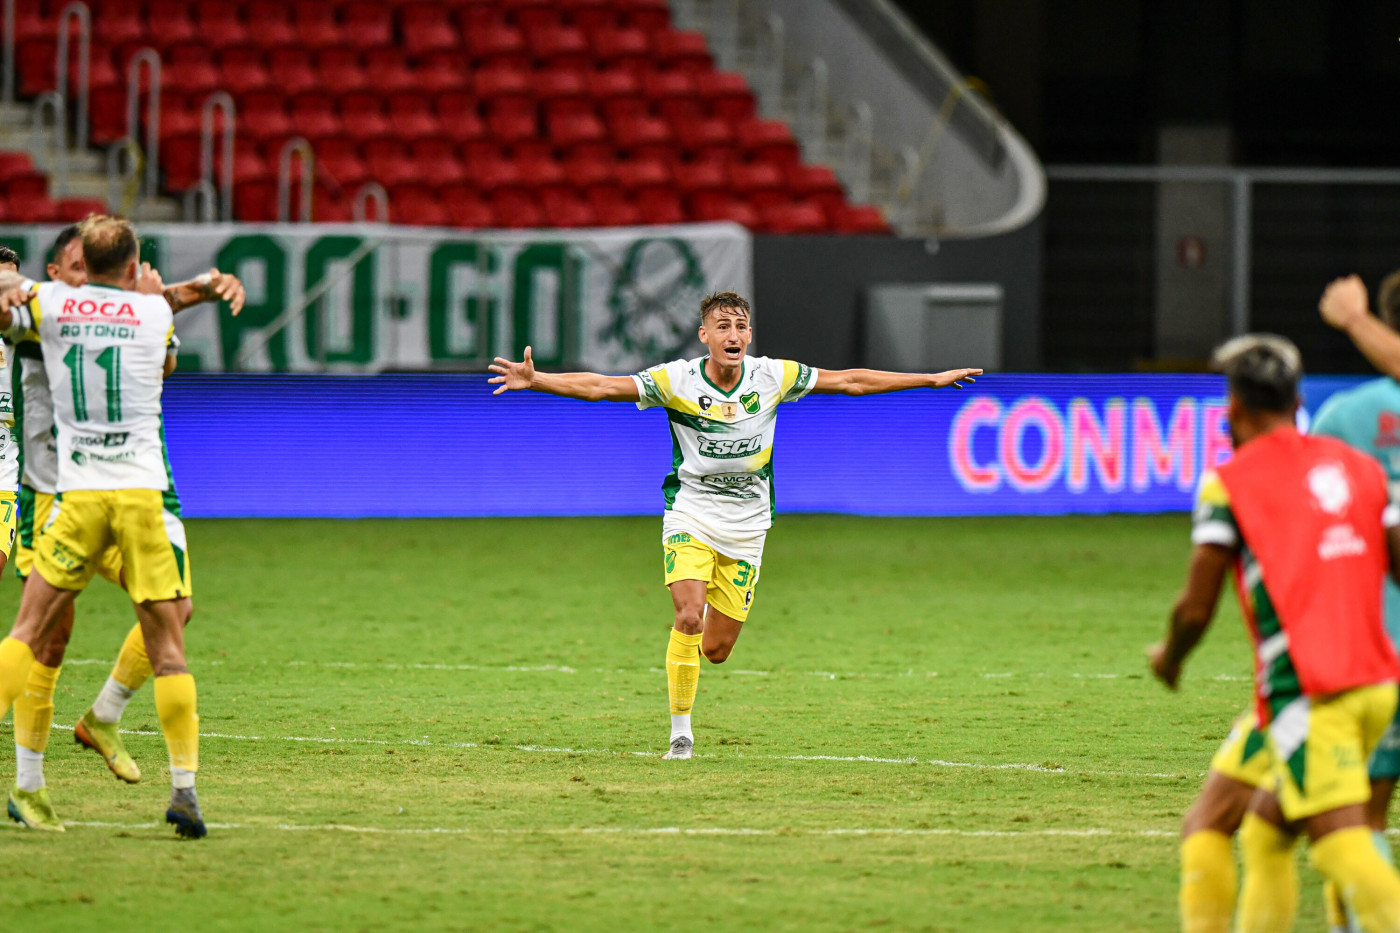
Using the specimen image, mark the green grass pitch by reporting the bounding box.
[0,515,1336,931]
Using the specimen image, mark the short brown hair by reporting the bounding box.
[699,291,750,324]
[79,215,138,279]
[1378,270,1400,330]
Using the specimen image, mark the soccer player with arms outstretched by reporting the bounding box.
[0,217,209,837]
[1153,335,1400,932]
[2,225,242,831]
[490,291,980,758]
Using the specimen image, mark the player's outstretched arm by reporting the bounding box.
[1320,275,1400,380]
[1149,544,1232,690]
[136,265,246,315]
[489,346,640,402]
[810,367,982,396]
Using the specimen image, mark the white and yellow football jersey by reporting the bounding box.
[7,280,175,493]
[633,355,815,562]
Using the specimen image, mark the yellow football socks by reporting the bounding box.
[111,623,153,690]
[1237,813,1298,933]
[1310,826,1400,933]
[13,662,60,753]
[154,673,200,774]
[1180,829,1235,933]
[666,629,701,717]
[1323,880,1351,931]
[0,637,36,719]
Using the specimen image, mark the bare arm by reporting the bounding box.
[1388,525,1400,585]
[1320,275,1400,379]
[1149,543,1234,689]
[811,367,982,395]
[488,346,640,402]
[156,267,246,315]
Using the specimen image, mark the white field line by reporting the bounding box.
[51,820,1182,839]
[43,723,1192,780]
[60,658,1251,682]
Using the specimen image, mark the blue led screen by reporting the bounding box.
[160,373,1372,518]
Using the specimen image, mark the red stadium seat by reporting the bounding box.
[467,23,527,61]
[673,116,735,154]
[316,49,369,93]
[288,92,343,141]
[833,204,892,234]
[193,1,252,48]
[729,160,787,209]
[760,200,830,234]
[53,197,111,222]
[292,1,345,50]
[614,156,672,194]
[17,40,58,96]
[7,194,59,223]
[787,164,847,215]
[513,0,563,34]
[441,187,496,228]
[267,48,321,96]
[0,152,40,185]
[244,1,298,47]
[434,92,488,143]
[466,153,525,194]
[343,2,394,49]
[547,111,607,147]
[540,189,597,228]
[618,0,672,34]
[215,46,274,95]
[390,185,451,226]
[364,49,419,94]
[89,86,133,145]
[589,26,651,72]
[387,93,443,141]
[645,70,703,125]
[312,186,355,223]
[146,2,199,46]
[3,170,49,199]
[697,71,756,122]
[635,187,686,224]
[233,179,277,221]
[455,0,507,32]
[485,99,539,145]
[589,188,642,226]
[561,153,615,191]
[339,92,393,141]
[407,139,467,184]
[491,189,544,228]
[564,0,619,33]
[653,30,713,73]
[167,47,222,95]
[533,66,588,107]
[93,0,146,47]
[735,119,801,166]
[610,113,673,156]
[515,155,566,193]
[474,64,532,103]
[690,192,758,228]
[363,140,418,187]
[405,19,461,55]
[416,52,469,93]
[154,90,202,142]
[314,137,371,187]
[12,5,49,42]
[526,25,591,69]
[236,90,295,141]
[673,159,727,197]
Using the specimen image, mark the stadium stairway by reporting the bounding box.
[8,0,893,232]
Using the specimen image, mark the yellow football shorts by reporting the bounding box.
[0,490,15,564]
[17,488,123,585]
[1209,708,1272,787]
[1265,682,1398,821]
[34,489,191,603]
[662,533,759,621]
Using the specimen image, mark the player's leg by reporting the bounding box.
[699,552,757,664]
[664,576,707,760]
[1235,789,1300,933]
[75,548,156,783]
[1282,686,1400,932]
[114,489,202,837]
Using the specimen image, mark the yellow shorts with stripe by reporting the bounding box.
[663,533,759,621]
[35,489,191,603]
[16,487,123,585]
[1209,709,1273,788]
[1265,682,1398,822]
[0,490,15,564]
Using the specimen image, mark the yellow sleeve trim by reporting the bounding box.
[1197,470,1230,508]
[779,359,801,397]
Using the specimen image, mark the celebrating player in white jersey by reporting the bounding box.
[490,291,981,758]
[0,216,209,837]
[2,225,241,831]
[0,246,22,579]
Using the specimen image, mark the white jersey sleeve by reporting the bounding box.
[632,359,693,412]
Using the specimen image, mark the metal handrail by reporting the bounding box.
[353,182,387,223]
[755,13,784,118]
[125,48,160,199]
[105,138,141,214]
[708,0,739,71]
[200,91,235,221]
[2,0,14,103]
[893,145,919,228]
[795,57,828,164]
[31,92,67,196]
[182,179,217,222]
[841,100,873,204]
[277,137,313,222]
[56,1,90,151]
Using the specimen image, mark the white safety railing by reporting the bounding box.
[182,179,217,222]
[1047,164,1400,336]
[125,48,160,200]
[105,136,140,214]
[55,1,90,151]
[794,57,828,165]
[277,137,313,222]
[841,100,873,204]
[31,91,66,196]
[200,91,235,221]
[354,182,388,223]
[753,13,784,118]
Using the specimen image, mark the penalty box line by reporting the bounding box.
[61,657,1251,683]
[54,820,1182,839]
[44,723,1191,781]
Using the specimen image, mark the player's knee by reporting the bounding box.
[703,642,732,664]
[673,607,704,634]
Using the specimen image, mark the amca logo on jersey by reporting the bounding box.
[696,435,763,459]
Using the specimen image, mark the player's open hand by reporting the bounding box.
[206,267,246,315]
[1319,275,1369,331]
[931,368,982,389]
[135,262,166,295]
[1148,642,1180,690]
[488,346,536,395]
